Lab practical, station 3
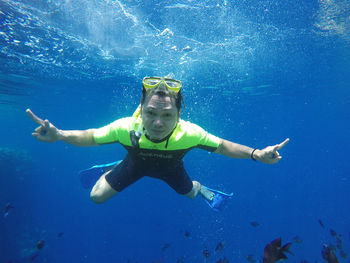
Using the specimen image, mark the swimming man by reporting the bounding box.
[26,77,289,209]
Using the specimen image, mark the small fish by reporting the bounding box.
[246,254,256,263]
[36,240,45,250]
[184,231,190,237]
[330,229,337,237]
[3,203,14,218]
[321,244,339,263]
[318,219,325,228]
[250,221,260,227]
[176,256,185,263]
[340,249,347,259]
[300,261,310,263]
[215,241,225,251]
[263,237,293,263]
[57,232,64,238]
[5,203,13,212]
[328,243,336,251]
[30,253,39,261]
[292,236,303,244]
[161,243,170,252]
[216,257,229,263]
[203,249,210,258]
[335,236,343,250]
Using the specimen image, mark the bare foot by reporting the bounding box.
[200,187,214,201]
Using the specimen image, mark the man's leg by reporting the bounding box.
[184,180,214,201]
[158,163,215,201]
[90,154,142,204]
[90,170,118,204]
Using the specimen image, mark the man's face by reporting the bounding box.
[141,93,179,141]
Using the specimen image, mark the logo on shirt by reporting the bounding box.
[138,152,174,159]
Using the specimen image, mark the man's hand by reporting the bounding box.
[254,138,290,164]
[26,109,60,143]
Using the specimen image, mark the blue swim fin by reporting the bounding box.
[202,186,233,212]
[79,161,121,189]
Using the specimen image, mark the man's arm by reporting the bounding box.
[55,129,98,146]
[215,138,289,164]
[26,108,99,147]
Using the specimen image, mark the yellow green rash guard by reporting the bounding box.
[93,117,221,165]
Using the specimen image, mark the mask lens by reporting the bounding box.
[145,78,161,86]
[165,80,179,88]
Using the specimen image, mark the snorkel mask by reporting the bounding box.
[142,76,182,93]
[133,76,183,118]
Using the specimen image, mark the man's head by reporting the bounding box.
[140,78,182,141]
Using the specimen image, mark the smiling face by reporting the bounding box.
[141,92,179,141]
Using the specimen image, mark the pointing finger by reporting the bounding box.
[26,109,44,126]
[277,138,290,150]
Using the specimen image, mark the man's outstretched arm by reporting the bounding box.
[26,108,98,147]
[214,138,289,164]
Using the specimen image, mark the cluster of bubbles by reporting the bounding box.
[0,0,281,83]
[1,0,348,103]
[314,0,350,42]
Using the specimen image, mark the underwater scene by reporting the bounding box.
[1,0,349,262]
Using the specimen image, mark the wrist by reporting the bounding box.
[251,148,259,162]
[56,129,65,141]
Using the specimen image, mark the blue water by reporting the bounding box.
[1,0,349,262]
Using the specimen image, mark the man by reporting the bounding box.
[26,77,289,210]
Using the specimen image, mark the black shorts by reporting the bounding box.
[105,154,193,195]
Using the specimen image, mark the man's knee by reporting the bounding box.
[90,190,108,204]
[90,175,118,204]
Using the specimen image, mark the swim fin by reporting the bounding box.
[79,161,121,189]
[202,186,233,211]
